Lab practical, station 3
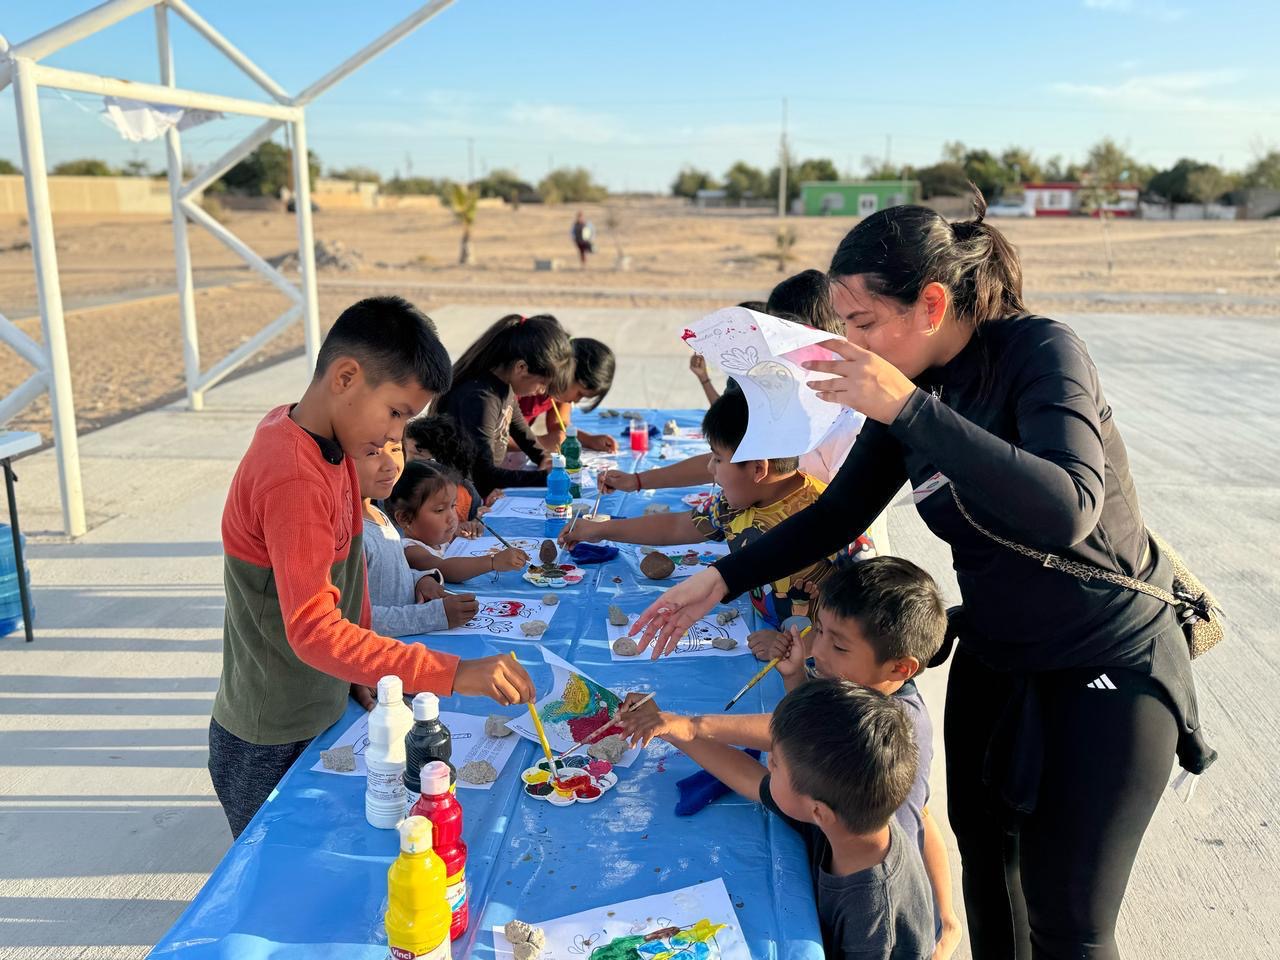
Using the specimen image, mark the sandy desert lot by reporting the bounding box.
[0,199,1277,438]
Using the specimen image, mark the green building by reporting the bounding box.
[800,179,921,217]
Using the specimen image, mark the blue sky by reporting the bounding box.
[2,0,1277,190]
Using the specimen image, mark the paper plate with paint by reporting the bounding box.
[520,755,617,806]
[522,562,586,588]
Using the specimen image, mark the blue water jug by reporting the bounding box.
[0,523,31,638]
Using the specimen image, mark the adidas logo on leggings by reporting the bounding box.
[1086,673,1116,690]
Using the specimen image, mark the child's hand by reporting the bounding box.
[559,520,605,548]
[493,547,529,572]
[933,914,963,960]
[598,469,639,494]
[583,433,618,453]
[484,489,505,507]
[458,520,484,538]
[748,628,789,664]
[350,683,376,711]
[689,354,708,379]
[415,576,448,603]
[443,593,479,628]
[453,654,536,705]
[537,452,553,471]
[616,696,692,748]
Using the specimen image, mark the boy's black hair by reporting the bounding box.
[314,296,451,392]
[404,414,480,479]
[767,269,842,336]
[570,338,616,411]
[439,313,575,404]
[386,459,460,528]
[818,557,947,668]
[701,389,798,475]
[737,300,768,312]
[770,678,917,835]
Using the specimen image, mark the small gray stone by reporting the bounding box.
[459,759,498,785]
[711,634,738,650]
[504,919,547,960]
[587,734,627,763]
[320,744,355,772]
[485,714,514,738]
[520,619,549,637]
[611,636,640,657]
[542,593,559,605]
[716,608,741,625]
[608,604,629,626]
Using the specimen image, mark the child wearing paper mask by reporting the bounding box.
[560,389,834,627]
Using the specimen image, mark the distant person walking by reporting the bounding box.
[571,211,594,267]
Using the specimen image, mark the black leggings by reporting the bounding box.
[945,647,1178,960]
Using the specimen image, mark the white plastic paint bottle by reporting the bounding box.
[372,674,414,744]
[365,705,407,829]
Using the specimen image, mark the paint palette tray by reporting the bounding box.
[522,563,586,588]
[521,756,616,806]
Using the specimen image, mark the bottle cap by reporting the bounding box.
[397,815,434,854]
[566,425,578,438]
[551,453,565,468]
[412,692,440,721]
[377,675,403,705]
[422,760,452,795]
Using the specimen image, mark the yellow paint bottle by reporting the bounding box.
[385,816,452,960]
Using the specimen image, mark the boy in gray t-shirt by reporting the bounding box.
[620,678,934,960]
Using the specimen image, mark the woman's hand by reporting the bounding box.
[630,568,726,659]
[802,338,917,425]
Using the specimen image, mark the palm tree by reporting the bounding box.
[448,184,478,265]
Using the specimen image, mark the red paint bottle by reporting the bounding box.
[410,760,468,940]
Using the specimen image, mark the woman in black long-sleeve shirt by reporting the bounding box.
[432,313,575,497]
[633,201,1212,960]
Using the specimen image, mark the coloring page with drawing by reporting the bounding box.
[434,596,559,637]
[492,877,749,960]
[483,496,595,522]
[608,610,750,661]
[310,709,520,790]
[507,650,642,767]
[443,535,542,561]
[625,542,730,580]
[681,306,846,462]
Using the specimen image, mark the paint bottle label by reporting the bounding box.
[367,769,405,805]
[388,942,450,960]
[445,872,466,914]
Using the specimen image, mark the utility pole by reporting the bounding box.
[777,96,789,217]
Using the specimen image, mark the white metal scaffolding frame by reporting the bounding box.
[0,0,456,535]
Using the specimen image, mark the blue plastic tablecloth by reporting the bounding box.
[149,409,822,959]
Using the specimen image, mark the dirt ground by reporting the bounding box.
[0,198,1277,440]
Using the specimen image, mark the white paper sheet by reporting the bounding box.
[482,497,595,521]
[443,535,543,561]
[608,611,750,661]
[682,306,846,462]
[625,541,730,580]
[310,710,520,789]
[506,650,642,767]
[492,878,749,960]
[432,595,560,637]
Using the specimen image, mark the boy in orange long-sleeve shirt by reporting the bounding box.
[209,296,534,838]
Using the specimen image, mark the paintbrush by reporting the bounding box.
[554,691,657,763]
[511,651,558,776]
[481,521,516,551]
[723,626,811,711]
